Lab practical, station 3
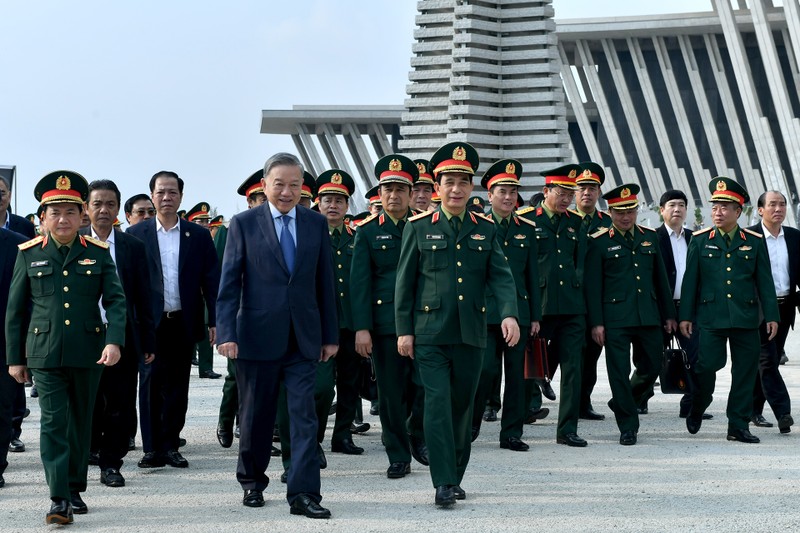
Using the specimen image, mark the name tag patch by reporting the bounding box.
[30,260,48,267]
[375,235,392,240]
[704,244,719,250]
[426,234,445,240]
[608,245,621,252]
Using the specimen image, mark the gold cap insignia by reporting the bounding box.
[473,197,481,205]
[716,180,726,191]
[583,169,593,178]
[568,169,577,179]
[389,159,402,172]
[621,188,631,199]
[505,162,516,175]
[453,146,466,161]
[417,162,426,173]
[331,173,343,184]
[201,205,208,212]
[56,176,71,190]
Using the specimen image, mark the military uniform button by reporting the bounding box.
[64,287,69,292]
[481,307,485,312]
[337,250,341,255]
[424,306,430,312]
[727,294,732,298]
[478,246,482,251]
[727,280,731,285]
[559,264,563,269]
[37,272,42,277]
[632,251,636,255]
[636,276,640,280]
[64,303,69,309]
[504,241,508,246]
[726,253,731,258]
[337,264,342,269]
[726,267,731,271]
[65,320,70,326]
[523,295,528,300]
[504,256,508,260]
[63,270,68,276]
[634,263,638,267]
[34,328,39,334]
[559,281,564,286]
[432,245,437,250]
[708,254,713,257]
[557,249,561,254]
[338,278,343,283]
[458,278,463,283]
[377,300,383,305]
[86,270,91,275]
[95,327,100,333]
[638,289,642,293]
[456,244,461,250]
[381,245,386,250]
[457,261,462,267]
[458,295,464,301]
[340,292,344,297]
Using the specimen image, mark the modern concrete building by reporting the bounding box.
[261,0,800,221]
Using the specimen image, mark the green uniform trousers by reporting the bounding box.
[472,328,529,440]
[218,357,237,430]
[605,326,662,433]
[196,319,214,375]
[416,343,483,488]
[331,329,361,445]
[541,314,584,437]
[373,334,424,464]
[32,366,103,499]
[693,327,760,431]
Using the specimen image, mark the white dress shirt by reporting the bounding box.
[157,216,182,312]
[93,227,117,324]
[268,202,297,246]
[762,222,790,297]
[666,225,688,300]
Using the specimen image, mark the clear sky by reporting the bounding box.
[1,0,712,221]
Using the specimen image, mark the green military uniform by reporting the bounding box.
[680,177,779,438]
[5,171,126,512]
[471,159,541,448]
[395,142,518,496]
[518,164,587,445]
[585,184,676,441]
[351,156,426,471]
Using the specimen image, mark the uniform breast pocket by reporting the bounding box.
[421,240,448,270]
[736,249,756,274]
[467,239,490,254]
[28,266,55,297]
[371,239,397,266]
[75,265,101,295]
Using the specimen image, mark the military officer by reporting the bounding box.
[518,164,588,447]
[299,171,317,209]
[470,159,541,451]
[395,142,519,507]
[365,184,382,215]
[585,184,676,445]
[412,159,435,212]
[467,196,486,214]
[680,177,779,443]
[351,154,427,479]
[572,162,612,421]
[6,171,126,524]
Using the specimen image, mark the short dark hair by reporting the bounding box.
[87,179,121,206]
[149,171,184,193]
[529,192,545,207]
[124,193,153,215]
[757,190,786,208]
[659,189,688,207]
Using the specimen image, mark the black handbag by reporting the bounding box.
[660,336,691,394]
[359,356,378,402]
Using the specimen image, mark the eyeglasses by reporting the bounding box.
[132,208,156,216]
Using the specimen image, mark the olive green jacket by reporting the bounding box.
[5,234,126,369]
[331,224,356,331]
[395,208,518,348]
[571,208,612,235]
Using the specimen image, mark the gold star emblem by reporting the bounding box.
[453,146,466,161]
[56,176,71,190]
[389,159,402,172]
[331,173,342,184]
[505,162,516,175]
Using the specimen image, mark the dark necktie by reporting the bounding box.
[552,213,560,226]
[625,232,633,244]
[397,219,406,233]
[331,228,340,248]
[583,215,591,228]
[724,233,731,247]
[280,215,295,272]
[450,216,461,235]
[60,245,69,258]
[500,218,509,231]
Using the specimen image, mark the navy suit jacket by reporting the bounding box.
[656,224,692,295]
[127,217,219,343]
[1,229,28,364]
[7,214,36,239]
[216,203,338,361]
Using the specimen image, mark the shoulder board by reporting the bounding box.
[409,210,435,222]
[515,206,535,216]
[84,235,110,249]
[590,227,610,239]
[567,208,583,217]
[692,227,712,236]
[743,228,763,238]
[357,213,379,227]
[637,224,656,233]
[516,215,536,228]
[18,235,44,250]
[473,212,494,224]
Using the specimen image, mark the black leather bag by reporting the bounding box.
[660,336,691,394]
[359,356,378,401]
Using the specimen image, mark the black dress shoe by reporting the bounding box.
[178,437,187,448]
[778,414,794,434]
[409,434,429,466]
[727,428,760,443]
[636,406,648,415]
[200,369,221,379]
[290,493,331,519]
[750,414,773,427]
[680,412,713,420]
[281,470,288,483]
[128,437,136,451]
[317,444,327,469]
[271,445,281,457]
[30,385,38,398]
[138,451,165,468]
[164,449,189,468]
[272,427,281,442]
[46,498,73,525]
[579,408,605,421]
[369,402,379,416]
[540,381,556,401]
[619,430,637,446]
[88,451,99,465]
[524,407,550,424]
[470,426,480,443]
[8,438,25,453]
[435,485,456,507]
[70,491,88,514]
[350,421,370,434]
[217,425,233,448]
[191,356,199,366]
[387,462,411,479]
[243,489,264,507]
[557,433,588,447]
[483,407,498,422]
[331,438,364,455]
[686,413,702,434]
[452,485,466,500]
[500,436,530,451]
[100,468,125,487]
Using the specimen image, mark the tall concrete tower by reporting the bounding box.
[399,0,570,185]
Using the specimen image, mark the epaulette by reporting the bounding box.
[637,224,656,233]
[567,208,583,217]
[743,228,763,239]
[17,235,44,250]
[84,235,110,249]
[357,213,379,227]
[409,210,435,222]
[473,212,494,224]
[516,215,536,228]
[516,206,535,216]
[692,227,712,236]
[590,227,610,239]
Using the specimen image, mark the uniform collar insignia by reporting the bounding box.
[609,228,615,238]
[709,230,716,239]
[432,211,440,224]
[379,213,386,226]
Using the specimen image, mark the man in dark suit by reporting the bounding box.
[127,171,219,469]
[0,226,28,489]
[747,190,795,434]
[83,180,156,487]
[217,152,338,519]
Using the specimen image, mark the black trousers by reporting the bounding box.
[150,313,194,454]
[0,366,15,476]
[331,328,362,444]
[752,299,793,418]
